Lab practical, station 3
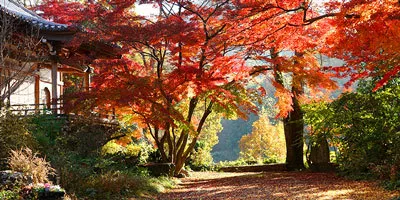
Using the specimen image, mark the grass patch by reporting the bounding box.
[67,170,177,199]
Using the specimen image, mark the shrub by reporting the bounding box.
[0,189,19,200]
[60,116,120,157]
[83,171,176,199]
[0,111,36,160]
[29,114,65,150]
[0,170,32,190]
[101,139,155,167]
[58,164,174,199]
[188,148,214,171]
[304,78,400,183]
[215,159,249,168]
[8,148,55,184]
[102,142,123,156]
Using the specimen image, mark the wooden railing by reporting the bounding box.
[8,102,116,123]
[9,103,63,116]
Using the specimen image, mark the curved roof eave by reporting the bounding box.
[0,0,70,32]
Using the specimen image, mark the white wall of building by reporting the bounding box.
[9,77,35,105]
[9,67,63,107]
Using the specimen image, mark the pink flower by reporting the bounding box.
[44,183,51,192]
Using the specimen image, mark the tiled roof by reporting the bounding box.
[0,0,69,31]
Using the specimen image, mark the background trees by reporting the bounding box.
[239,111,286,164]
[304,78,400,187]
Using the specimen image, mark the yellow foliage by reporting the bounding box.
[125,144,141,157]
[101,142,141,157]
[239,112,286,163]
[101,142,123,155]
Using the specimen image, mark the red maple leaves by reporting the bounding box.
[37,0,399,123]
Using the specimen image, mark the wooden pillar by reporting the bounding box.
[51,61,58,114]
[83,71,90,91]
[59,72,64,114]
[34,75,40,112]
[59,72,64,96]
[83,67,91,91]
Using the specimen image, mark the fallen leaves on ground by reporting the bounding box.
[157,171,399,200]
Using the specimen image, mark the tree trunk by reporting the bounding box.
[283,92,305,170]
[172,101,213,176]
[271,49,305,170]
[308,135,330,171]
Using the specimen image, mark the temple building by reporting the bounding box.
[0,0,117,115]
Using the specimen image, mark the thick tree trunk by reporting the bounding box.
[308,135,330,171]
[271,49,305,170]
[283,92,305,170]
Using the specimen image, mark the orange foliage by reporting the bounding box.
[324,0,400,90]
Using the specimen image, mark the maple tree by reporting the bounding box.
[36,0,345,172]
[229,1,338,169]
[232,0,400,169]
[38,0,258,175]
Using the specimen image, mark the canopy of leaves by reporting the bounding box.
[323,0,400,90]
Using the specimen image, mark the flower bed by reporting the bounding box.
[22,183,65,200]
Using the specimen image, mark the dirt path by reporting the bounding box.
[157,171,399,200]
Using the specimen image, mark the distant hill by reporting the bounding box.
[211,113,258,162]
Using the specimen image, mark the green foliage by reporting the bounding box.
[0,171,32,191]
[0,111,37,160]
[29,115,65,149]
[58,160,175,200]
[102,142,124,155]
[188,111,222,170]
[189,148,214,171]
[135,140,156,164]
[0,188,19,200]
[304,78,400,184]
[53,150,174,199]
[60,116,120,157]
[28,113,167,198]
[83,171,176,199]
[216,159,250,167]
[383,179,400,191]
[101,139,156,166]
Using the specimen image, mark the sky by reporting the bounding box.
[135,0,330,17]
[135,3,159,16]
